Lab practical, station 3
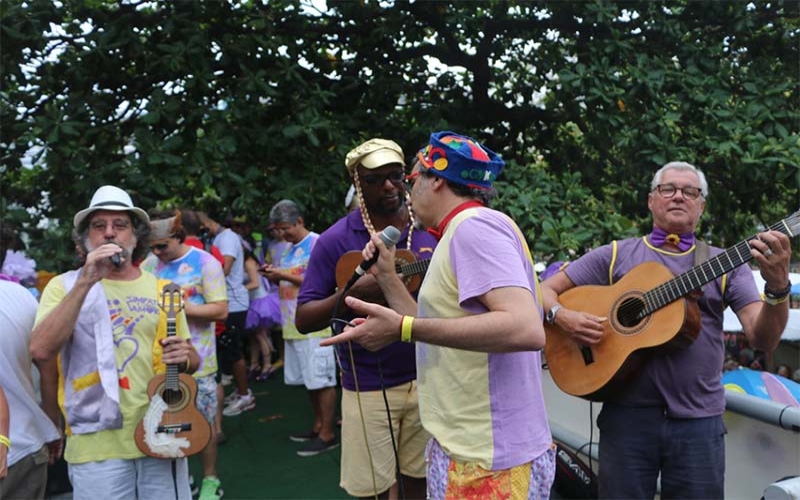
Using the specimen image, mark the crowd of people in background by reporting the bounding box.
[2,132,799,500]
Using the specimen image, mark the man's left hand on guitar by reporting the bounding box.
[160,337,196,372]
[750,230,792,290]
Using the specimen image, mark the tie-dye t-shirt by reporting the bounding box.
[36,270,190,463]
[277,232,331,340]
[141,246,227,377]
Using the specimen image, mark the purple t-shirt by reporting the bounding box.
[297,209,437,391]
[564,236,761,417]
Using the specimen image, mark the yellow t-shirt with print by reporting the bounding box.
[36,271,190,464]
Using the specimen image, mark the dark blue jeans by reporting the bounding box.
[597,403,726,499]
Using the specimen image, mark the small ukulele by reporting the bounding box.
[335,249,430,293]
[134,283,210,458]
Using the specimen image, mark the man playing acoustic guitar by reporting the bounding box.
[31,186,200,500]
[540,161,792,499]
[295,138,436,499]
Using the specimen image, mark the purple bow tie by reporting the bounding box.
[650,227,695,251]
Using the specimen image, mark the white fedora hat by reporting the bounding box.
[73,185,150,228]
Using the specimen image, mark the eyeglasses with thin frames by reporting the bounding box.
[90,220,131,232]
[653,184,703,200]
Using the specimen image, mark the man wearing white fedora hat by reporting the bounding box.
[31,185,200,499]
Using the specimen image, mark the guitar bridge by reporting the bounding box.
[156,423,192,434]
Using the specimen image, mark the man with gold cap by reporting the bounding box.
[296,139,435,498]
[323,132,556,499]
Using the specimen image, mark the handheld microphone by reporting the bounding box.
[108,243,125,268]
[110,253,122,268]
[352,225,402,279]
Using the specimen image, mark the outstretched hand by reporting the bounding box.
[320,296,403,351]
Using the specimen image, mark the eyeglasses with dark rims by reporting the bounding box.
[653,183,703,200]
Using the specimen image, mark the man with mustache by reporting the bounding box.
[31,185,198,499]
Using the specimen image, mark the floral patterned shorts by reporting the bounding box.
[425,438,556,500]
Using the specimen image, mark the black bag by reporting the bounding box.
[553,442,598,499]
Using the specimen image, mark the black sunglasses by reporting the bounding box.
[150,243,169,252]
[360,170,405,186]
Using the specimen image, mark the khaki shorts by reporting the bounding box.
[340,381,429,497]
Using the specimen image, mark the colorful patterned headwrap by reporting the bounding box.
[416,131,505,189]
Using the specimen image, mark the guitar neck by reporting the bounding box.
[640,215,799,318]
[397,258,430,278]
[165,319,179,390]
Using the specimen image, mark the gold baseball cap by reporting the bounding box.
[345,138,404,176]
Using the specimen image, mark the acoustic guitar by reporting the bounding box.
[135,283,211,458]
[335,249,430,293]
[544,211,800,402]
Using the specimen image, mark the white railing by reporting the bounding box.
[544,372,800,500]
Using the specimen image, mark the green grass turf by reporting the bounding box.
[190,370,350,500]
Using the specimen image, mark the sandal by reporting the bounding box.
[255,365,274,382]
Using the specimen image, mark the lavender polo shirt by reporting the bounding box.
[564,236,761,417]
[297,209,437,391]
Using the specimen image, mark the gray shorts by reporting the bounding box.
[69,456,191,500]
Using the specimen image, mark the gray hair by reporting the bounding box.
[650,161,709,198]
[72,210,151,263]
[269,199,302,225]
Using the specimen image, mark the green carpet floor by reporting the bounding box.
[191,369,350,500]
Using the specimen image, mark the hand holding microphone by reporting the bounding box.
[107,242,125,268]
[344,226,401,290]
[354,226,402,277]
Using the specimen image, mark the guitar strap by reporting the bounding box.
[694,240,709,267]
[694,239,729,304]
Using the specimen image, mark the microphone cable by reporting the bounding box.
[330,260,405,500]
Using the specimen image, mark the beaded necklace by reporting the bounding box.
[352,169,415,251]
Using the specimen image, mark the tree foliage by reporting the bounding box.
[1,0,798,271]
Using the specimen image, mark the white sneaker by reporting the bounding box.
[220,374,233,387]
[223,390,255,416]
[223,390,238,405]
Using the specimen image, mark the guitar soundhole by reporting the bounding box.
[157,380,190,411]
[617,296,646,327]
[162,388,183,405]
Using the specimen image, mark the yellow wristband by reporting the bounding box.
[764,294,790,306]
[401,315,414,343]
[184,359,191,372]
[0,434,10,449]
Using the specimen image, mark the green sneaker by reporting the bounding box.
[198,476,223,500]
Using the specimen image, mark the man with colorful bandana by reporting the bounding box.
[323,132,555,499]
[31,185,198,499]
[296,138,435,498]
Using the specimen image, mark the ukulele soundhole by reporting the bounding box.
[156,380,191,411]
[615,295,647,330]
